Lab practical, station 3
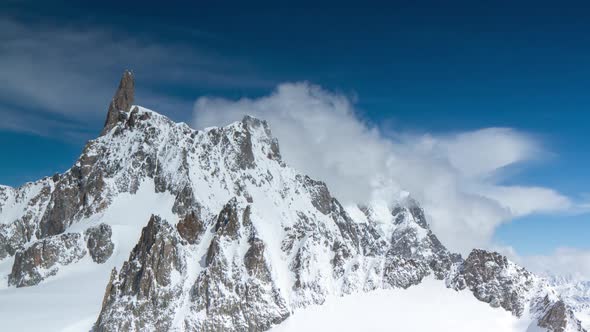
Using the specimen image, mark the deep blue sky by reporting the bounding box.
[1,1,588,255]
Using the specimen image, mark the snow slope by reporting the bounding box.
[271,278,528,332]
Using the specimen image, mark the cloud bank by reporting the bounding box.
[194,82,574,255]
[498,246,590,280]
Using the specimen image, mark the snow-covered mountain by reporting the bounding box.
[547,276,590,328]
[0,71,587,332]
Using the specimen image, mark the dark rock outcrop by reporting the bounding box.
[8,233,87,287]
[244,237,272,282]
[35,149,107,238]
[297,175,332,215]
[85,223,114,263]
[176,211,205,244]
[95,215,185,332]
[535,296,586,332]
[380,201,459,288]
[189,200,290,331]
[212,198,242,238]
[102,70,135,135]
[539,300,569,331]
[449,249,534,316]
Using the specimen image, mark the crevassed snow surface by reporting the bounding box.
[271,278,530,332]
[0,181,176,332]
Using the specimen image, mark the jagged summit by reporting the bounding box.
[0,72,587,332]
[102,70,135,135]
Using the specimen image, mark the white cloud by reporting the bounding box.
[193,82,575,254]
[498,246,590,279]
[526,248,590,280]
[432,128,541,179]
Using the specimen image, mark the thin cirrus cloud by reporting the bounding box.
[193,81,576,256]
[0,17,272,137]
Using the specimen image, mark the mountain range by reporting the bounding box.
[0,71,587,332]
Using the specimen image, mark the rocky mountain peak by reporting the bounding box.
[102,70,135,135]
[0,71,587,332]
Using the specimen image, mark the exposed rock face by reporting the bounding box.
[547,277,590,330]
[95,215,185,332]
[34,143,109,238]
[102,70,135,135]
[187,200,290,331]
[539,299,568,331]
[176,211,205,244]
[449,249,587,331]
[8,233,87,287]
[240,115,282,165]
[382,200,460,288]
[536,298,586,332]
[297,175,332,215]
[244,237,272,282]
[94,197,464,331]
[85,223,115,263]
[450,249,534,316]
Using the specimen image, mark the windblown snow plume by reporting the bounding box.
[193,83,572,254]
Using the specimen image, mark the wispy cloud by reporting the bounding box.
[193,82,582,255]
[498,246,590,279]
[0,105,93,139]
[0,16,273,138]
